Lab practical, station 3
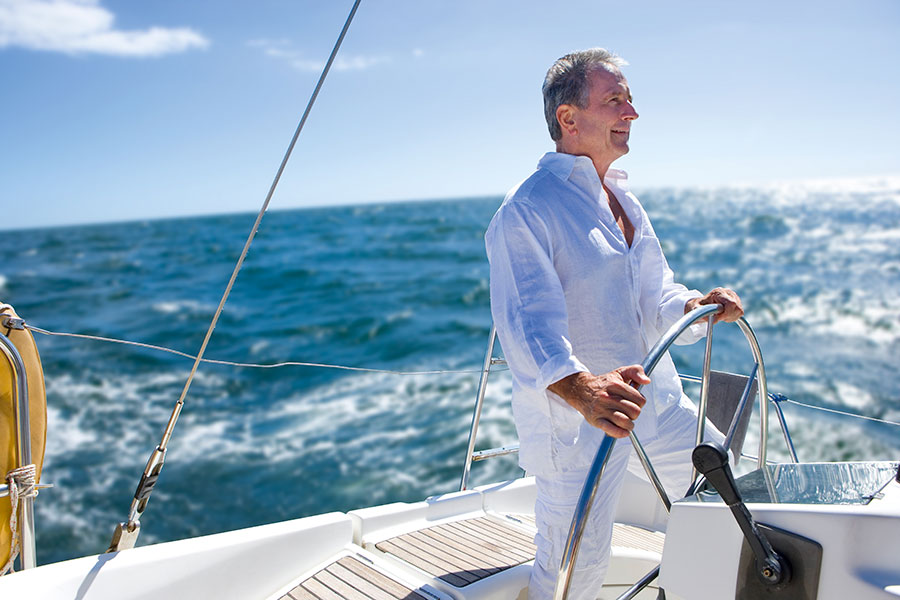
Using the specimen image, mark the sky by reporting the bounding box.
[1,0,899,229]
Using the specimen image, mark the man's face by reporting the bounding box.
[568,67,639,166]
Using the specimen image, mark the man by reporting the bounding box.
[485,48,743,599]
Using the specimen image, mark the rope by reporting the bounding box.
[1,465,37,576]
[780,398,900,428]
[26,325,489,376]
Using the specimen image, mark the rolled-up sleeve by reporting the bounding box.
[656,252,705,345]
[486,201,589,392]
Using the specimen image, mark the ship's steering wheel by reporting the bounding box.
[553,303,773,600]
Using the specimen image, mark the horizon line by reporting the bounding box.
[6,172,900,233]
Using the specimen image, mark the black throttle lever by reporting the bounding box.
[692,442,791,586]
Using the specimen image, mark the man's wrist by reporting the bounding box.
[548,371,591,400]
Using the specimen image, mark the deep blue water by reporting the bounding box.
[1,181,898,565]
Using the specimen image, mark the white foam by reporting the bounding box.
[152,299,217,315]
[43,369,229,466]
[44,404,99,455]
[831,381,876,411]
[757,285,899,346]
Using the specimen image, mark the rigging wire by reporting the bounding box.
[107,0,365,552]
[27,324,487,376]
[683,372,900,428]
[27,324,900,430]
[780,398,900,427]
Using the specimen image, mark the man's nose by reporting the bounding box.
[624,102,639,121]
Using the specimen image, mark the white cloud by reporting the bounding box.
[0,0,209,57]
[248,38,388,73]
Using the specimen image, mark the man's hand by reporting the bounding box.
[684,287,744,324]
[548,366,651,438]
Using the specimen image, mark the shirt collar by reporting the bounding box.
[537,152,630,192]
[605,168,630,191]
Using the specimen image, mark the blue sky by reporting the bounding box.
[2,0,899,229]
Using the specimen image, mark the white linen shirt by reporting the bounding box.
[486,152,703,477]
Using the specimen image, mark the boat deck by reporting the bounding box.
[374,516,537,588]
[282,510,665,599]
[0,477,674,600]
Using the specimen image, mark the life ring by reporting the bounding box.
[0,303,46,570]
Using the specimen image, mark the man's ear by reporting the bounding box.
[556,104,577,137]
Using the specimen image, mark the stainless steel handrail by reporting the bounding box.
[553,305,774,600]
[770,394,800,462]
[0,484,51,499]
[0,331,37,570]
[734,318,770,469]
[471,444,519,462]
[459,325,498,490]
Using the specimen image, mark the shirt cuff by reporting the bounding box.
[537,354,590,392]
[664,291,707,345]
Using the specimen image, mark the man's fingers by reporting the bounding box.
[554,368,654,434]
[617,364,651,387]
[583,388,643,429]
[593,387,643,417]
[698,288,744,323]
[606,382,646,411]
[596,417,633,439]
[716,296,743,322]
[612,398,643,420]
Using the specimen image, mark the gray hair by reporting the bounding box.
[542,48,628,142]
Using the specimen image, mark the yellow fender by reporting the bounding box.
[0,303,46,570]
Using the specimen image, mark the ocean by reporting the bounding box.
[1,180,899,566]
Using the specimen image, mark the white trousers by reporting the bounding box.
[528,397,727,600]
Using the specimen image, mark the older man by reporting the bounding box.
[485,48,743,599]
